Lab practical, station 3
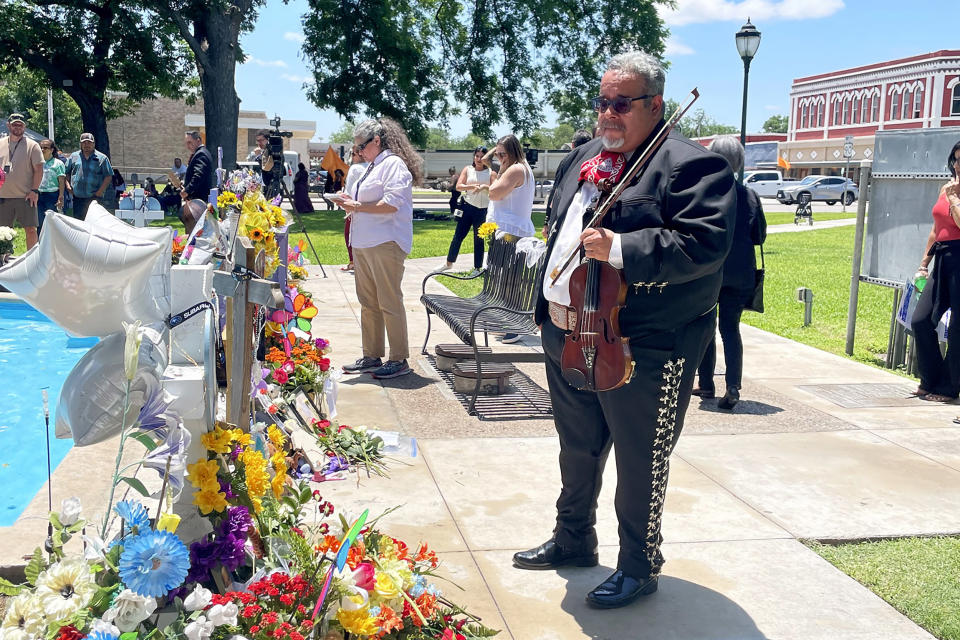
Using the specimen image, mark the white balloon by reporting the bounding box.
[56,327,168,446]
[85,203,173,316]
[0,211,169,337]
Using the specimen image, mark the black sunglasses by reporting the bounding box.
[357,136,376,152]
[591,95,653,114]
[475,146,488,153]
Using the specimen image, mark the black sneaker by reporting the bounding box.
[371,359,411,379]
[500,333,522,344]
[343,356,382,374]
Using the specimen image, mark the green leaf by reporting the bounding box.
[49,512,63,529]
[24,548,45,586]
[120,632,139,640]
[89,584,119,612]
[130,432,159,452]
[66,519,86,534]
[119,476,150,497]
[0,576,23,596]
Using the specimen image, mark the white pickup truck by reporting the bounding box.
[743,170,797,198]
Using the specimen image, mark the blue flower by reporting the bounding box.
[409,574,428,598]
[114,500,151,536]
[119,530,190,597]
[87,631,120,640]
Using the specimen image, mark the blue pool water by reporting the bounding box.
[0,301,96,526]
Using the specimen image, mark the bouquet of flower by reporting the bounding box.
[171,232,187,264]
[0,225,16,255]
[216,169,289,277]
[307,420,387,479]
[477,222,498,242]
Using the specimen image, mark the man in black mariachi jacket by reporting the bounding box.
[513,51,736,609]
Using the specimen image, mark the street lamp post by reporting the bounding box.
[735,18,762,183]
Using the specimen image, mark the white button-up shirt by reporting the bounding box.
[350,149,414,254]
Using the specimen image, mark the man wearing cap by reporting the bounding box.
[65,132,113,220]
[0,114,43,249]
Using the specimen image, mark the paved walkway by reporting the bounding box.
[299,254,958,640]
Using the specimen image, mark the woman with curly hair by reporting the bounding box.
[339,117,423,379]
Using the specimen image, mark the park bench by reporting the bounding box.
[420,237,547,415]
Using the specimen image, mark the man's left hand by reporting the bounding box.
[180,189,189,200]
[580,227,614,262]
[25,191,38,207]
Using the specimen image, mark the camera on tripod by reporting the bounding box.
[267,115,293,169]
[523,143,539,168]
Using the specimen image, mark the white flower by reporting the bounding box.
[59,497,82,526]
[102,588,157,632]
[0,592,46,640]
[206,602,238,627]
[122,320,143,381]
[184,615,214,640]
[337,585,368,612]
[35,558,98,621]
[184,584,212,612]
[81,533,107,562]
[88,619,121,639]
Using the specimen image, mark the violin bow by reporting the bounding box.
[548,87,701,286]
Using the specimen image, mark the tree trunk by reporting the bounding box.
[197,14,241,172]
[68,90,111,159]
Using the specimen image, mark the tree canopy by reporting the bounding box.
[762,114,789,133]
[0,64,82,149]
[663,99,738,138]
[0,0,192,158]
[300,0,669,145]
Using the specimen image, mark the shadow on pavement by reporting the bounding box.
[337,371,436,391]
[558,567,768,640]
[696,399,785,416]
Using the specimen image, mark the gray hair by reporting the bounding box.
[353,117,424,185]
[606,51,665,96]
[708,135,744,174]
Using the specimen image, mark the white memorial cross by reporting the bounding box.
[116,188,164,227]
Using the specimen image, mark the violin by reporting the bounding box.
[555,89,701,392]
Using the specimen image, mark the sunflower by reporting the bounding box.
[35,558,98,621]
[249,227,265,242]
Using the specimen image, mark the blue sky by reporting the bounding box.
[237,0,956,142]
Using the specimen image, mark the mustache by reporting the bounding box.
[599,121,625,132]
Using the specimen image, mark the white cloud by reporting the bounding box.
[662,0,844,27]
[244,57,288,68]
[281,73,311,84]
[665,37,695,56]
[764,104,782,111]
[284,32,305,43]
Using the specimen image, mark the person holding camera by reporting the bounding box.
[250,129,275,190]
[440,146,496,273]
[339,117,422,379]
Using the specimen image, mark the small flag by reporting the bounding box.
[777,154,791,170]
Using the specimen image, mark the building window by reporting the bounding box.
[901,90,912,120]
[890,92,900,120]
[852,98,860,124]
[913,89,923,119]
[833,100,842,125]
[841,98,848,124]
[860,97,869,123]
[872,94,880,121]
[953,85,960,116]
[818,102,825,127]
[801,104,809,128]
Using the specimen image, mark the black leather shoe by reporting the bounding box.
[692,387,715,399]
[513,538,598,570]
[585,570,658,609]
[718,387,740,410]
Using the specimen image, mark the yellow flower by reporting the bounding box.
[249,227,265,242]
[217,192,238,208]
[271,471,287,499]
[478,222,498,240]
[201,427,234,454]
[242,449,270,498]
[187,459,221,489]
[193,488,228,514]
[156,512,181,533]
[267,425,286,449]
[229,429,252,448]
[336,606,379,636]
[373,572,401,601]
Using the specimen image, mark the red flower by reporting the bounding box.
[291,526,304,538]
[317,522,329,534]
[267,404,278,414]
[280,593,294,606]
[290,632,305,640]
[55,626,84,640]
[261,611,279,625]
[267,586,280,597]
[250,625,261,634]
[318,358,330,371]
[271,368,289,385]
[242,604,263,618]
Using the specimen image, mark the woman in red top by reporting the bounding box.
[911,140,960,401]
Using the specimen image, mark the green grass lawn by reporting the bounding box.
[763,211,857,226]
[811,538,960,640]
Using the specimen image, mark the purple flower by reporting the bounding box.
[325,456,348,473]
[186,539,219,584]
[218,479,235,500]
[215,533,247,572]
[230,444,243,461]
[221,506,251,536]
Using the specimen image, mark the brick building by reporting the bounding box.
[106,95,315,180]
[781,49,960,178]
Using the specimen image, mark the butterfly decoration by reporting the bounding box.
[312,509,369,619]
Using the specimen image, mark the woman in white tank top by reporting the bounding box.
[482,134,535,240]
[441,147,498,272]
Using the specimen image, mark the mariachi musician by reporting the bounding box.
[513,51,737,609]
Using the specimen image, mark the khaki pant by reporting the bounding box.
[353,241,409,362]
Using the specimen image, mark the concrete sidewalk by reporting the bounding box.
[301,254,958,640]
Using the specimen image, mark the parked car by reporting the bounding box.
[777,175,859,206]
[535,180,554,200]
[743,170,798,198]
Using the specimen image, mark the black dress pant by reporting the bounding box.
[697,287,752,392]
[542,308,715,578]
[445,202,486,269]
[912,245,960,397]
